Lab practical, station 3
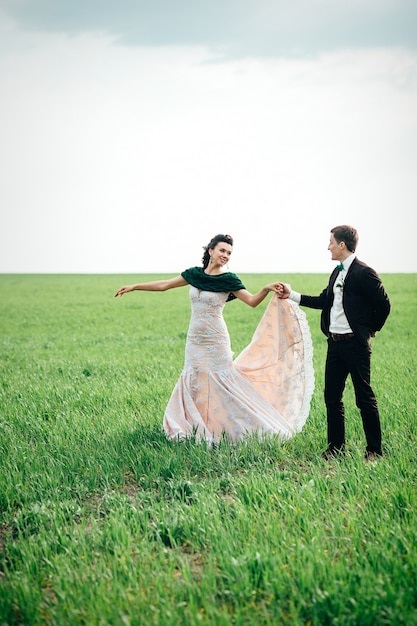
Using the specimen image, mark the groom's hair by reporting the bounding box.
[331,225,358,252]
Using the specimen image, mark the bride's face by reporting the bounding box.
[210,242,233,266]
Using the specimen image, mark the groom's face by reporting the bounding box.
[328,234,344,262]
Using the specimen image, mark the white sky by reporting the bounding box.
[0,1,416,274]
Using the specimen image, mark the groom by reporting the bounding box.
[279,225,391,460]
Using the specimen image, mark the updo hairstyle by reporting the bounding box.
[201,234,234,269]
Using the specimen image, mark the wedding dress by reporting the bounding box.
[163,286,314,443]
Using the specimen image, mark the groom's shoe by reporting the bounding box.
[364,450,383,463]
[321,447,344,460]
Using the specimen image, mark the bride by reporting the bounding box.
[114,233,314,443]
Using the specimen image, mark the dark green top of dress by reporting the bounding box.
[181,266,246,301]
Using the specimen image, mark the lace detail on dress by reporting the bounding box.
[163,288,314,443]
[287,299,315,432]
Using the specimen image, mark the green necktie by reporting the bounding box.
[336,263,344,271]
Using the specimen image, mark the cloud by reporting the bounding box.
[0,20,416,273]
[1,0,417,59]
[0,4,416,274]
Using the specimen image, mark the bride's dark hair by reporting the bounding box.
[201,234,234,269]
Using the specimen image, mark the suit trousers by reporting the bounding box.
[324,336,382,454]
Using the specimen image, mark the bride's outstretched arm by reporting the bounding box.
[114,275,188,297]
[233,282,284,308]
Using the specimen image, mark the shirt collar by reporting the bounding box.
[341,253,356,271]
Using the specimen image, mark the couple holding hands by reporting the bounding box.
[115,226,390,461]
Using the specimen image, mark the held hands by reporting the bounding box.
[276,282,290,299]
[265,282,285,297]
[114,285,135,297]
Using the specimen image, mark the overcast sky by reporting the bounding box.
[1,0,416,274]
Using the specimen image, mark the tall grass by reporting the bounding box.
[0,273,416,625]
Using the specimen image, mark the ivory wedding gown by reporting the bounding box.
[163,287,314,443]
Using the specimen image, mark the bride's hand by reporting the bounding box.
[114,285,134,297]
[265,282,284,296]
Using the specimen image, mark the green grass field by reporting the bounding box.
[0,273,416,625]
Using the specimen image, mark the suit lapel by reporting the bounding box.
[343,257,357,285]
[329,269,339,291]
